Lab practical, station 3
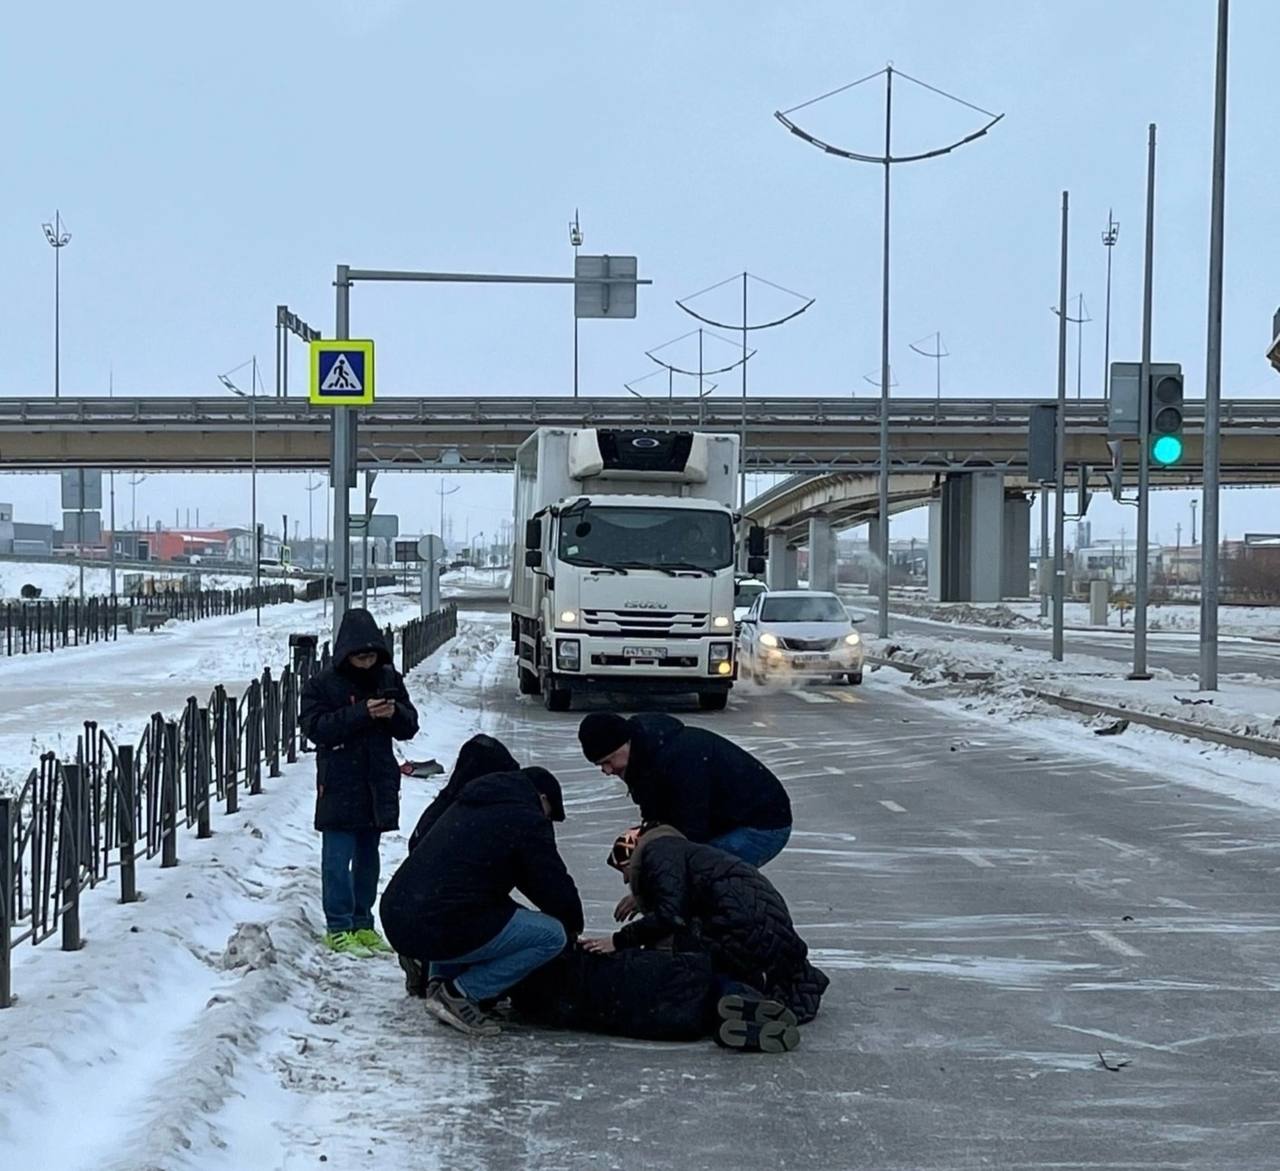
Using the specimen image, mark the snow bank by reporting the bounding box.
[0,558,311,601]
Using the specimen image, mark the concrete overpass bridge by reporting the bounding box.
[1,394,1278,476]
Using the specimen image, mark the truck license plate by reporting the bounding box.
[623,646,667,659]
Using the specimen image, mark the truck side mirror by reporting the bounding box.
[524,518,542,549]
[747,526,766,558]
[747,555,766,576]
[525,550,543,568]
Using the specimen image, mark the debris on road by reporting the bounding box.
[1094,719,1130,737]
[1098,1052,1132,1072]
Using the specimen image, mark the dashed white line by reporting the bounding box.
[879,800,907,814]
[796,692,835,704]
[958,848,995,869]
[824,765,844,776]
[1087,929,1145,958]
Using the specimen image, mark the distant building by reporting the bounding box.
[1076,542,1163,587]
[0,504,55,556]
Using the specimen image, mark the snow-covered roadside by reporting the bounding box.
[866,637,1280,815]
[0,616,501,1171]
[0,558,311,600]
[0,595,422,795]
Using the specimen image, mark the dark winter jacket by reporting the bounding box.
[509,945,716,1042]
[299,609,420,833]
[406,734,519,853]
[379,769,584,962]
[622,714,791,842]
[614,833,828,1023]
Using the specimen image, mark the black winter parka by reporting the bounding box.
[623,714,792,842]
[613,834,828,1023]
[406,734,519,853]
[380,770,584,962]
[299,609,420,833]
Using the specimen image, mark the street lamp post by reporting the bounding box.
[219,359,260,626]
[41,212,72,400]
[776,66,1002,639]
[909,332,949,403]
[1101,213,1120,397]
[569,211,583,398]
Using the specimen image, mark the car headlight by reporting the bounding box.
[845,632,861,646]
[760,632,780,648]
[559,609,578,625]
[712,615,732,629]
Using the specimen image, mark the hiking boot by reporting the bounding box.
[716,1018,801,1054]
[717,993,798,1029]
[399,954,430,997]
[424,980,501,1038]
[324,931,374,958]
[353,928,393,954]
[478,995,514,1021]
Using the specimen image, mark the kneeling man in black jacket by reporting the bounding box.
[380,766,582,1037]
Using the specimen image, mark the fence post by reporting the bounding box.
[225,695,239,815]
[0,796,13,1007]
[197,707,212,839]
[161,722,179,868]
[116,744,139,903]
[61,764,85,951]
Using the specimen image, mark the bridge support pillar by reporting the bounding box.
[1002,495,1032,598]
[766,531,798,590]
[807,515,836,592]
[866,517,885,595]
[927,472,1012,602]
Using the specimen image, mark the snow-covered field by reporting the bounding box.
[0,616,498,1171]
[0,558,311,600]
[0,594,421,795]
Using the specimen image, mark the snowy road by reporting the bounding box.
[4,612,1280,1168]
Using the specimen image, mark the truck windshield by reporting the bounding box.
[558,506,734,572]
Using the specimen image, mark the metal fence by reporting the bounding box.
[0,609,458,1008]
[1,586,296,658]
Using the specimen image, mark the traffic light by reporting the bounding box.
[1148,364,1184,466]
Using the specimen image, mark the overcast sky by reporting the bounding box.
[4,0,1276,549]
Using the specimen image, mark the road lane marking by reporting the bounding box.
[752,721,768,728]
[824,766,844,775]
[958,849,995,868]
[1095,836,1149,860]
[833,693,863,704]
[1087,929,1145,958]
[879,800,907,813]
[796,692,835,704]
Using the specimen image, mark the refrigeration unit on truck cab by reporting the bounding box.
[510,427,764,713]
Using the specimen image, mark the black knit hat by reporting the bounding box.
[578,712,631,763]
[522,767,566,822]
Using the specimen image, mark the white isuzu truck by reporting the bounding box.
[510,427,762,712]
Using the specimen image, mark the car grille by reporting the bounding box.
[582,608,709,638]
[781,636,839,652]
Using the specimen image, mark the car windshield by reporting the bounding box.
[761,595,848,623]
[735,582,766,608]
[558,505,733,572]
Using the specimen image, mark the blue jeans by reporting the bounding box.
[322,830,381,933]
[707,824,792,868]
[430,908,566,1002]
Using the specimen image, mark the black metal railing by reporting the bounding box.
[0,609,456,1008]
[1,586,296,658]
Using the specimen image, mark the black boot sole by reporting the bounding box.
[717,994,798,1028]
[718,1019,801,1054]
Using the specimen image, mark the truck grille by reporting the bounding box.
[582,608,709,638]
[781,636,839,652]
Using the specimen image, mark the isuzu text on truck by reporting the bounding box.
[511,427,763,712]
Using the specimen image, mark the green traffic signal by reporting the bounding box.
[1151,434,1184,466]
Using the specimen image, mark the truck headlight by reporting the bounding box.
[556,639,581,671]
[845,632,861,646]
[559,609,578,625]
[712,615,732,629]
[759,632,780,648]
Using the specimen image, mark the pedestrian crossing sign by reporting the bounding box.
[309,340,375,406]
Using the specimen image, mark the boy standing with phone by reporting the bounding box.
[300,607,420,956]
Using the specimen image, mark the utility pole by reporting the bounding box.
[570,211,583,398]
[1052,192,1069,661]
[1200,0,1229,692]
[1190,498,1199,546]
[1131,124,1157,680]
[1102,212,1120,397]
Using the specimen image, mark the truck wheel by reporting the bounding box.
[698,691,729,712]
[543,684,572,712]
[518,666,541,696]
[848,671,864,685]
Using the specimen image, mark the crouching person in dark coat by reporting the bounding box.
[380,767,582,1037]
[299,607,419,958]
[583,825,828,1053]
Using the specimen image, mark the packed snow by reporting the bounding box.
[0,557,313,601]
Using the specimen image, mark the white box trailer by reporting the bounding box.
[511,427,755,712]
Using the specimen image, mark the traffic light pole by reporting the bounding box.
[1052,192,1068,662]
[1131,124,1156,681]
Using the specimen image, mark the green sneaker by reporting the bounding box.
[324,930,374,957]
[353,928,393,954]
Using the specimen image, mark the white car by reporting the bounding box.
[738,589,865,685]
[733,578,768,633]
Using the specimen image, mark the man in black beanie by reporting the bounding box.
[578,712,792,868]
